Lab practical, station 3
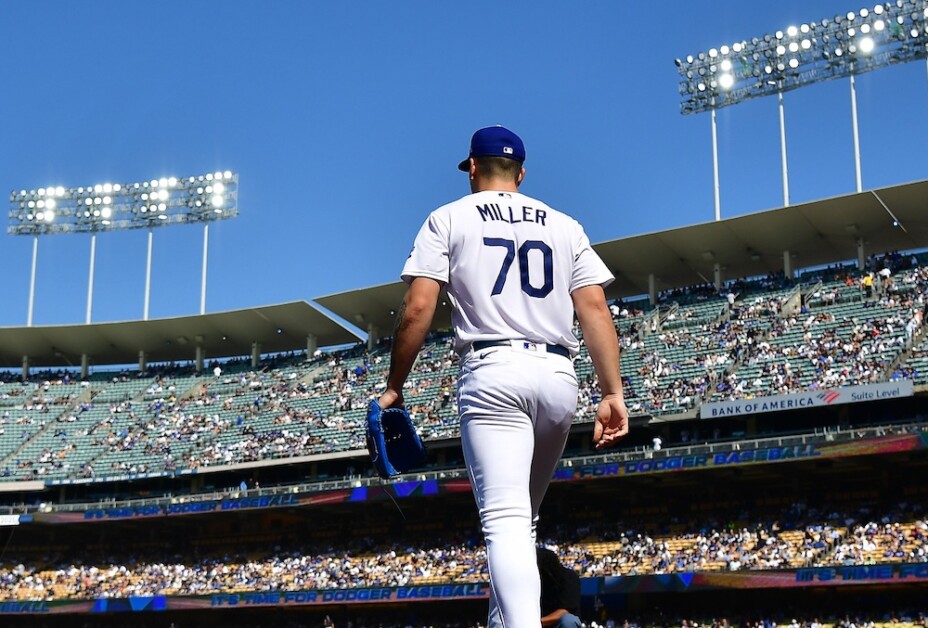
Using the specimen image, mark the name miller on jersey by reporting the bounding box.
[476,203,547,226]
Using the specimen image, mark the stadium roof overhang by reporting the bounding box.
[596,179,928,299]
[0,302,361,369]
[317,179,928,337]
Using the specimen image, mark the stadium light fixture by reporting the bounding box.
[8,171,239,236]
[8,171,239,324]
[677,2,928,115]
[677,1,928,216]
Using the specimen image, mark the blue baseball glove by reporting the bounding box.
[365,400,426,479]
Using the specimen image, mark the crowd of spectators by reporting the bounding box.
[0,500,923,601]
[708,265,928,401]
[545,500,927,578]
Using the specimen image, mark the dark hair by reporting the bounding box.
[474,156,523,182]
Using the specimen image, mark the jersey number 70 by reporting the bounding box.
[483,238,553,298]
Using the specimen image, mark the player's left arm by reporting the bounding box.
[572,283,629,449]
[379,276,442,409]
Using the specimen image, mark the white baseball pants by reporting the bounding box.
[458,344,579,628]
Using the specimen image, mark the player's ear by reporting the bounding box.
[516,167,525,186]
[469,158,477,180]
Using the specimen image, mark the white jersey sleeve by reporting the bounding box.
[571,228,613,293]
[402,212,450,284]
[402,191,613,356]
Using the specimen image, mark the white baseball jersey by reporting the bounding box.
[402,190,614,356]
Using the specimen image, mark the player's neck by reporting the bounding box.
[471,178,520,194]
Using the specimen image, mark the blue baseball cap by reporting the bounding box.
[457,125,526,171]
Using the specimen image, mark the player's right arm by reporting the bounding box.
[571,283,628,449]
[379,276,442,410]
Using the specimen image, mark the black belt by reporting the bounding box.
[472,340,570,359]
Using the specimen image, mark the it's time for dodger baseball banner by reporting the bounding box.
[5,566,928,614]
[700,381,913,419]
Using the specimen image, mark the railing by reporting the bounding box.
[642,307,662,336]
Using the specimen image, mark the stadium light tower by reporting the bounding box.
[676,1,928,217]
[8,171,238,324]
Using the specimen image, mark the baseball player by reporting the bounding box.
[378,125,628,627]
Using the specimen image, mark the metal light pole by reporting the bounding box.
[86,232,97,324]
[201,222,210,315]
[144,226,154,320]
[27,235,38,326]
[849,67,863,193]
[710,101,721,220]
[778,88,790,206]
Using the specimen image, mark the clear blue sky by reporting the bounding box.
[1,0,926,329]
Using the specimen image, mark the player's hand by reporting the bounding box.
[377,388,404,410]
[593,394,629,450]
